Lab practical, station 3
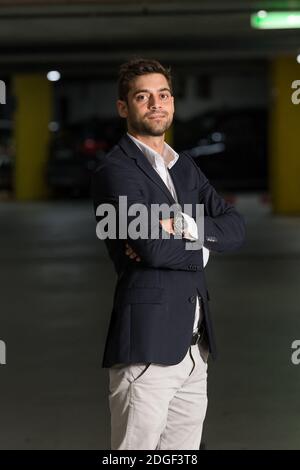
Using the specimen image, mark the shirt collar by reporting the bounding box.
[127,132,179,169]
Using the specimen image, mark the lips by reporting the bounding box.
[148,114,166,119]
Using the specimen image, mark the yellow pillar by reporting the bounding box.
[269,57,300,214]
[165,124,173,147]
[13,74,52,200]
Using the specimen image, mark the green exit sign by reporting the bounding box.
[251,11,300,29]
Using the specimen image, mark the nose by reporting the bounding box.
[148,94,162,110]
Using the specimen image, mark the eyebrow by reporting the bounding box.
[132,87,171,96]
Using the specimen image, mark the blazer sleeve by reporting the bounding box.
[184,152,246,253]
[91,161,204,271]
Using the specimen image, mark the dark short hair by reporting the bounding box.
[118,57,173,102]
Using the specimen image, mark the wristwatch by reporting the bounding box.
[173,212,184,237]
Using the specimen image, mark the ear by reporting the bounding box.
[116,99,128,118]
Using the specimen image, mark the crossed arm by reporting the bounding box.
[125,218,175,263]
[125,216,199,262]
[92,160,246,270]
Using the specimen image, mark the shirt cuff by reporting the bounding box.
[180,211,198,240]
[180,212,210,267]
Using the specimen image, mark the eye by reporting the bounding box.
[160,93,171,101]
[136,94,149,102]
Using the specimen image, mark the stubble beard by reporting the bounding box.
[128,112,173,137]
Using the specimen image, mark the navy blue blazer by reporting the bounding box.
[91,134,246,368]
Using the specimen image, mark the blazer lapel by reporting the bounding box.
[168,162,186,208]
[118,134,179,206]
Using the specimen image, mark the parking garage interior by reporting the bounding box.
[0,0,300,450]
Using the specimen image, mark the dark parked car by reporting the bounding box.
[174,108,268,191]
[46,117,125,197]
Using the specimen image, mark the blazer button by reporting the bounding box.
[189,295,196,303]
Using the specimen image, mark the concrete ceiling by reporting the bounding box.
[0,1,300,71]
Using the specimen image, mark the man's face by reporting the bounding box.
[117,73,175,137]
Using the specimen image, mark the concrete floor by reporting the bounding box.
[0,195,299,449]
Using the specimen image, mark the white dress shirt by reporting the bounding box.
[127,132,209,333]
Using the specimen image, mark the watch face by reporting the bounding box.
[174,213,183,235]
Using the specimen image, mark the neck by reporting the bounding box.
[128,131,165,156]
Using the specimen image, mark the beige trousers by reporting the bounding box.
[108,344,208,450]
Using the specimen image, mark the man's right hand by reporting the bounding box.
[125,242,141,262]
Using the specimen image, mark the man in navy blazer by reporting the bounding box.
[91,58,245,450]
